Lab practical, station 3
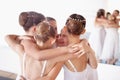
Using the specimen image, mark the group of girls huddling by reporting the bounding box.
[5,11,98,80]
[89,9,120,65]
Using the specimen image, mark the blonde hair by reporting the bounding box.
[34,21,56,43]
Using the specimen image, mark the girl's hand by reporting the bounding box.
[67,43,80,54]
[73,40,91,58]
[19,75,26,80]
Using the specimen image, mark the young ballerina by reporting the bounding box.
[56,13,98,80]
[89,9,107,60]
[56,27,98,80]
[18,21,66,80]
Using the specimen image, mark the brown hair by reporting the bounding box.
[34,21,56,43]
[19,11,45,31]
[65,13,86,35]
[106,12,111,19]
[46,17,56,22]
[46,16,57,35]
[97,9,105,18]
[114,10,119,14]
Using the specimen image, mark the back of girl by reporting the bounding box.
[21,21,63,80]
[63,14,97,80]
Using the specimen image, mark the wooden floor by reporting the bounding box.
[0,70,17,80]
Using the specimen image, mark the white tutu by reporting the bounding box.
[100,28,119,60]
[89,26,106,59]
[87,64,98,80]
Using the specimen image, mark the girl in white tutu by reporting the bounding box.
[89,9,107,60]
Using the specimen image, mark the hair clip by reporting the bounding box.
[68,17,86,22]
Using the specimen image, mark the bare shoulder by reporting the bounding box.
[81,39,88,44]
[21,39,38,53]
[21,38,36,46]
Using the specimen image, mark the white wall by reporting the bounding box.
[0,0,106,47]
[107,0,120,13]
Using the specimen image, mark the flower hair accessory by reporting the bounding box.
[68,17,86,22]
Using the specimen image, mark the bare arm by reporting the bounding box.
[44,62,64,80]
[87,47,98,69]
[76,39,98,69]
[107,22,120,28]
[34,62,64,80]
[5,34,80,61]
[95,18,107,27]
[50,53,78,63]
[84,40,98,69]
[21,39,79,61]
[4,34,24,56]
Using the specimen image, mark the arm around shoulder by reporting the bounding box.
[4,34,24,55]
[81,39,98,69]
[21,39,78,61]
[44,62,64,80]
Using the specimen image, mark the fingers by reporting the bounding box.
[68,43,75,47]
[71,44,79,48]
[74,50,85,58]
[69,43,90,58]
[68,44,80,54]
[19,75,26,80]
[72,46,80,53]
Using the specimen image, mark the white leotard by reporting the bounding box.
[63,60,98,80]
[87,64,98,80]
[63,60,88,80]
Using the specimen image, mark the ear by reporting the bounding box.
[31,26,36,33]
[81,29,86,34]
[37,41,43,47]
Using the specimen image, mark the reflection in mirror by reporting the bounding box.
[88,9,120,67]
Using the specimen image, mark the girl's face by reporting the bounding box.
[56,28,68,47]
[113,11,119,17]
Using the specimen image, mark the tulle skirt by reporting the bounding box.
[100,28,119,60]
[89,27,106,59]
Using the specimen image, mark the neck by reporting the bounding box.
[68,34,80,44]
[26,31,33,36]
